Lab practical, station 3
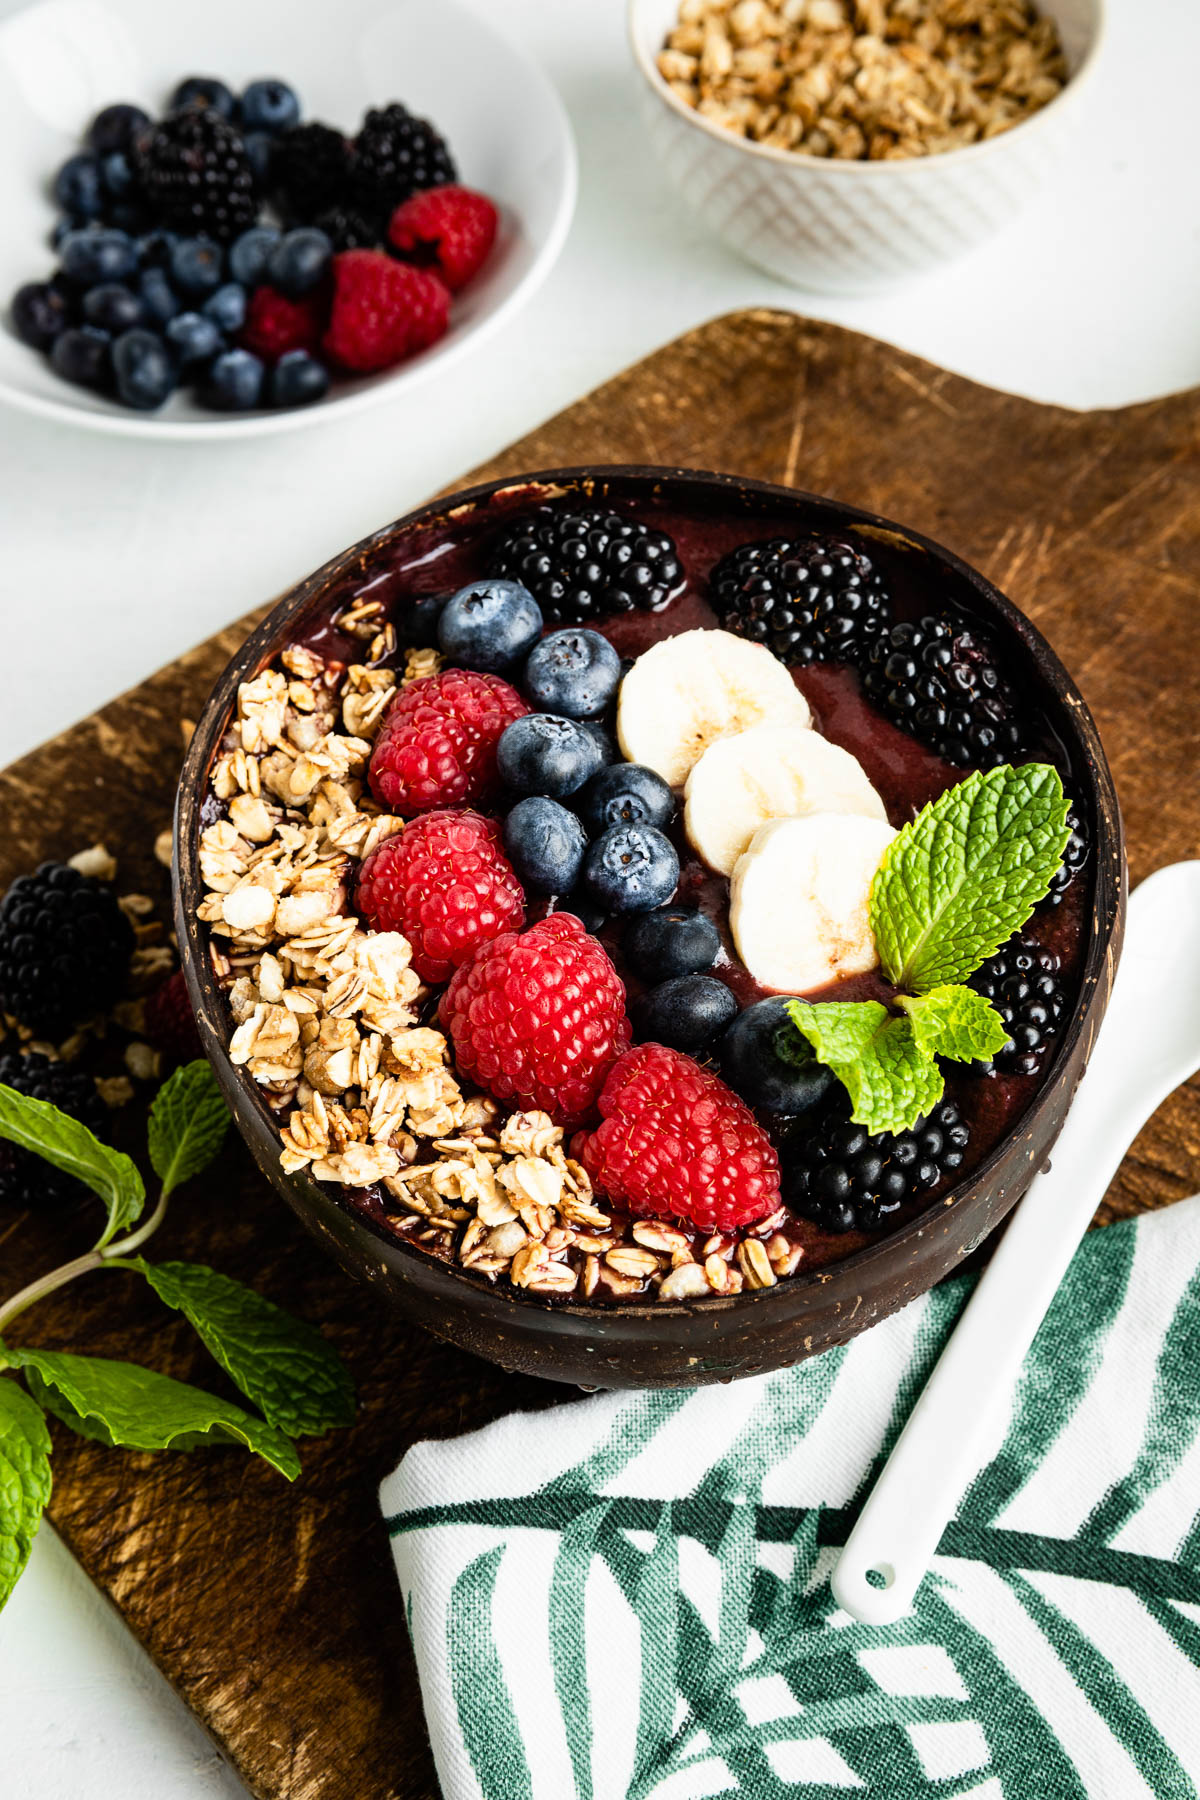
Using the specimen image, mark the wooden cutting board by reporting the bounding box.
[3,310,1198,1800]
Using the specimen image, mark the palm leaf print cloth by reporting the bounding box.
[381,1195,1200,1800]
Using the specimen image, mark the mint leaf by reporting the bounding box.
[870,763,1070,992]
[147,1061,229,1197]
[4,1347,299,1481]
[0,1084,144,1247]
[0,1375,52,1612]
[786,1000,945,1134]
[897,985,1009,1064]
[132,1260,354,1438]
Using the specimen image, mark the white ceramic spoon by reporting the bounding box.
[832,859,1200,1627]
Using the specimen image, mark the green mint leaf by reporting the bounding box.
[896,985,1009,1064]
[0,1375,52,1613]
[870,763,1071,992]
[786,1000,945,1134]
[4,1347,299,1481]
[0,1084,144,1247]
[131,1260,354,1439]
[147,1061,230,1197]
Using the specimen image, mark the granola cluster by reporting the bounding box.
[198,608,807,1304]
[657,0,1067,161]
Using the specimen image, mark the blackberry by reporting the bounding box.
[312,204,379,251]
[1046,807,1088,906]
[863,614,1026,768]
[710,534,891,667]
[970,932,1065,1077]
[0,1052,109,1206]
[784,1098,969,1233]
[0,862,134,1039]
[490,506,684,625]
[271,122,348,222]
[350,103,456,223]
[132,108,258,241]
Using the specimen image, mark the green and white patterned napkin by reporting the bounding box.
[381,1195,1200,1800]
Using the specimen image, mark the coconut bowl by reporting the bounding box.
[175,466,1123,1388]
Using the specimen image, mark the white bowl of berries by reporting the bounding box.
[0,0,577,437]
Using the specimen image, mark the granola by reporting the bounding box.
[657,0,1067,161]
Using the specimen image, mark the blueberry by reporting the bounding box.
[136,228,180,268]
[718,996,835,1118]
[229,225,279,288]
[269,349,329,407]
[503,796,587,894]
[137,266,180,327]
[267,228,332,298]
[50,324,111,388]
[53,153,104,219]
[51,217,79,250]
[112,327,174,410]
[10,281,71,351]
[497,715,602,799]
[109,200,151,236]
[631,974,738,1055]
[240,78,301,133]
[87,102,152,155]
[581,720,616,767]
[576,762,675,836]
[59,225,137,286]
[100,150,135,199]
[83,282,145,333]
[522,628,621,719]
[197,347,264,410]
[624,905,720,981]
[169,76,237,119]
[585,823,679,913]
[559,892,608,934]
[203,282,246,333]
[395,593,448,649]
[165,310,224,368]
[169,237,224,299]
[439,579,543,672]
[242,131,275,187]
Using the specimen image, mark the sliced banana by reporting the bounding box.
[616,628,811,789]
[684,722,887,877]
[729,812,897,994]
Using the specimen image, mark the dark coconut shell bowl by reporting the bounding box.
[175,467,1124,1389]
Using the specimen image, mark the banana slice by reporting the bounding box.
[616,629,811,789]
[684,722,887,876]
[729,813,897,993]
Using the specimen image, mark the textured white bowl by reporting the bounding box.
[629,0,1103,294]
[0,0,576,438]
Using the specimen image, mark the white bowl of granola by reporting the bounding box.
[629,0,1104,293]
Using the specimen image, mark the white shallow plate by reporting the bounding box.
[0,0,577,438]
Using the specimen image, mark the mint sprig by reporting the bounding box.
[0,1377,52,1611]
[0,1059,356,1612]
[785,763,1072,1135]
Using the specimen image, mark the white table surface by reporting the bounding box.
[1,0,1197,1793]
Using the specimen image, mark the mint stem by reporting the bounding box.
[0,1189,170,1335]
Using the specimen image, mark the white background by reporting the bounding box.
[1,0,1198,1794]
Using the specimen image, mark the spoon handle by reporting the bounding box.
[829,870,1181,1627]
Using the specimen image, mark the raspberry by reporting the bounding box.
[322,250,449,374]
[387,185,498,291]
[239,284,327,362]
[143,969,203,1064]
[357,811,525,983]
[440,913,631,1124]
[369,668,529,814]
[574,1044,780,1233]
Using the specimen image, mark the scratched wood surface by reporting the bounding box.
[2,310,1198,1800]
